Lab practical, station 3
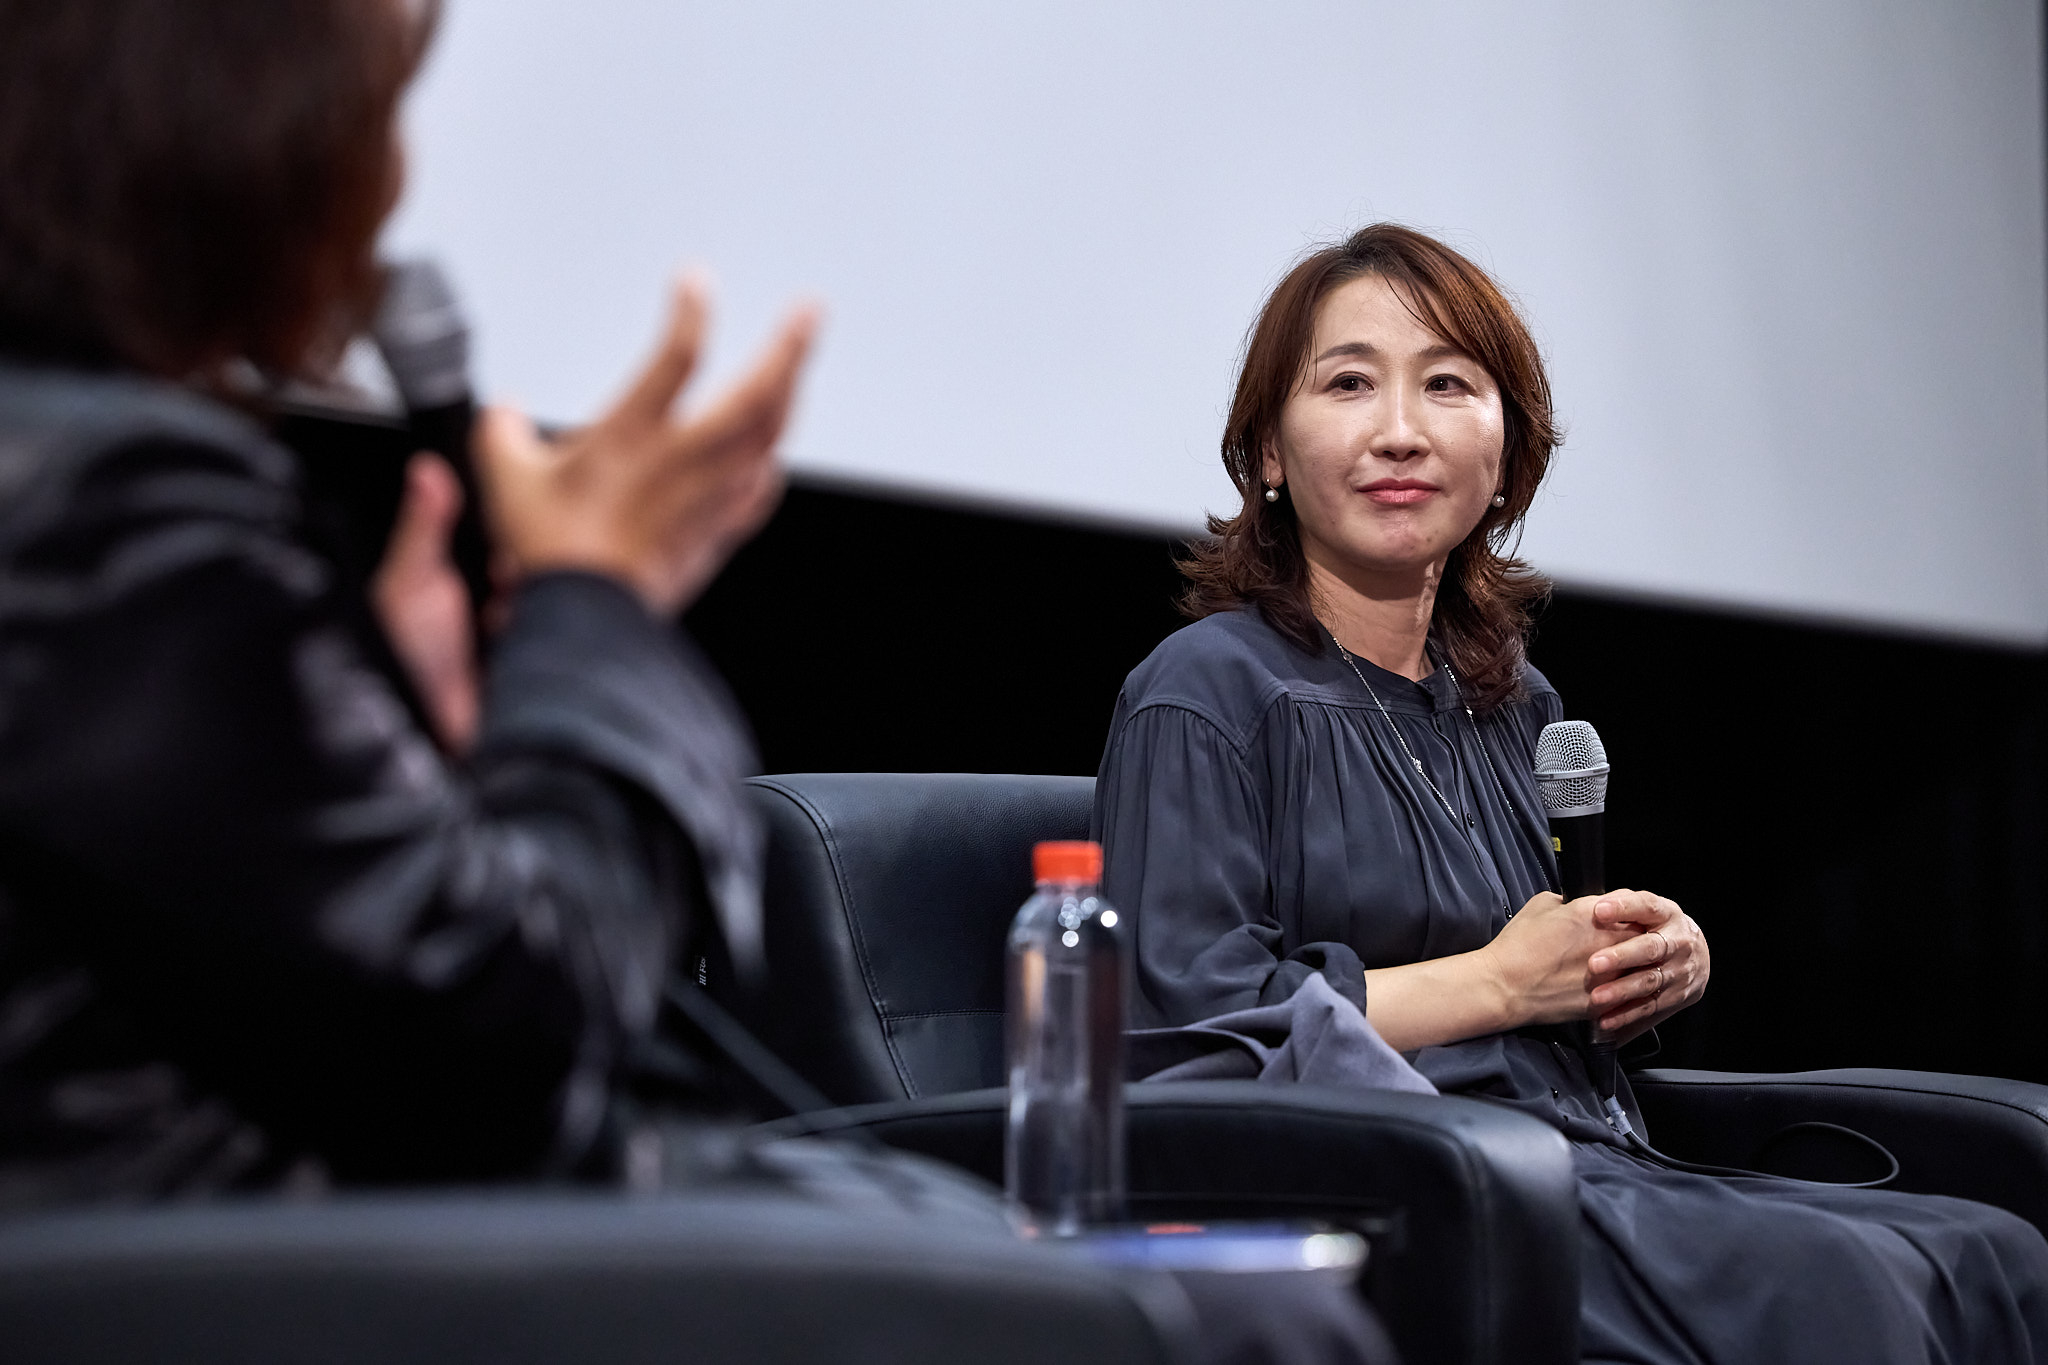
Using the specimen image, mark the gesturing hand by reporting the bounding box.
[1585,891,1709,1043]
[476,275,820,617]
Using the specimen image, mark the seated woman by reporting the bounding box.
[1094,223,2048,1362]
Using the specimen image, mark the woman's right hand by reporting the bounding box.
[475,275,820,617]
[1476,890,1651,1029]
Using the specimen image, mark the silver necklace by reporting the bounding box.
[1435,653,1522,826]
[1329,632,1521,829]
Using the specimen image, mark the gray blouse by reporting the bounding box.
[1096,609,2048,1365]
[1092,607,1633,1145]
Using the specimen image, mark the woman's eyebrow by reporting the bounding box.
[1312,340,1471,365]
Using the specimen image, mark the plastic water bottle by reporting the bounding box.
[1005,840,1127,1236]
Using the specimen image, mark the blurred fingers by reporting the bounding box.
[667,439,786,581]
[605,273,711,432]
[474,404,549,484]
[723,449,787,544]
[675,302,820,458]
[383,454,462,576]
[372,454,480,753]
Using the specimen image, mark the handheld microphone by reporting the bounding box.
[371,258,493,628]
[1534,720,1609,901]
[1533,720,1632,1132]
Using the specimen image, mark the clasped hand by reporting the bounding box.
[1480,888,1709,1045]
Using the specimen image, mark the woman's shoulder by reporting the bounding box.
[1114,609,1315,747]
[1495,661,1564,748]
[1518,662,1561,712]
[0,359,297,536]
[0,360,313,602]
[0,357,269,437]
[0,359,292,488]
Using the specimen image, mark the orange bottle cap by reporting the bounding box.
[1033,840,1102,884]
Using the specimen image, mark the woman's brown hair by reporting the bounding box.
[0,0,437,381]
[1180,224,1557,712]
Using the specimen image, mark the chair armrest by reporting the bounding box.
[0,1191,1195,1365]
[1631,1067,2048,1232]
[766,1080,1580,1365]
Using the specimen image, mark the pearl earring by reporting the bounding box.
[1491,493,1506,507]
[1265,485,1280,503]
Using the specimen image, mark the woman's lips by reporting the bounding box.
[1361,481,1439,506]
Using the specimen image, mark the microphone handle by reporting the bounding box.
[405,398,494,633]
[1549,810,1623,1101]
[1549,810,1605,902]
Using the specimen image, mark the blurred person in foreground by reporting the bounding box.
[0,0,816,1198]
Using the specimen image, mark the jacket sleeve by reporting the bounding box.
[0,431,755,1181]
[1092,699,1367,1029]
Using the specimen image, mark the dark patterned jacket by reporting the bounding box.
[0,360,761,1202]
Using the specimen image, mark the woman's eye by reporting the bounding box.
[1426,374,1466,393]
[1332,373,1367,393]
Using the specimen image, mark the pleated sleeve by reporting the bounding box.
[1093,699,1367,1028]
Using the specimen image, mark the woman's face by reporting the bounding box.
[1262,273,1506,588]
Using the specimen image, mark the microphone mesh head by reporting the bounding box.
[372,259,470,409]
[1534,720,1610,817]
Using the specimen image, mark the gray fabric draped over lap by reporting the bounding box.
[1094,608,2048,1365]
[1130,973,1434,1093]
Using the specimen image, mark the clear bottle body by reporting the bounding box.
[1005,877,1126,1236]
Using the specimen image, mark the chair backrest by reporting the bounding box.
[738,773,1094,1105]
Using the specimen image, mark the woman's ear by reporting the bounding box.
[1259,433,1284,491]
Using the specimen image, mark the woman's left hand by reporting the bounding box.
[1583,891,1709,1044]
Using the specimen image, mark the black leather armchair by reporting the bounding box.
[734,773,1580,1365]
[734,772,2048,1365]
[0,1189,1196,1365]
[1629,1067,2048,1229]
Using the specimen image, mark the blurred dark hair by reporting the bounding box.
[1180,223,1557,712]
[0,0,436,381]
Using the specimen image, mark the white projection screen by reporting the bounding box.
[385,0,2048,646]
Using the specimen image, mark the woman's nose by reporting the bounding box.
[1373,389,1431,462]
